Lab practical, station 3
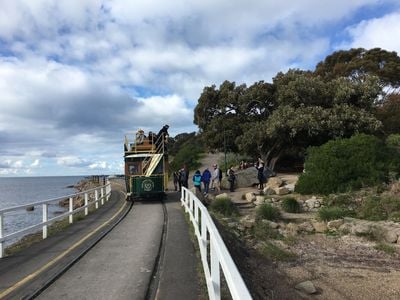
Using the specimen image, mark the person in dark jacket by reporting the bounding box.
[255,158,265,190]
[193,170,202,192]
[173,171,179,191]
[227,166,236,192]
[201,168,212,194]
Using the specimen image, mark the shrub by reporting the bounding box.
[281,197,301,213]
[256,203,281,221]
[296,134,398,195]
[218,152,252,173]
[170,142,204,172]
[260,242,297,261]
[358,196,400,221]
[253,221,281,240]
[210,197,238,217]
[318,206,354,221]
[374,243,396,255]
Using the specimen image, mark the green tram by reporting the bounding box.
[123,130,168,201]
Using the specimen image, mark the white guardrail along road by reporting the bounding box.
[181,187,253,300]
[0,181,112,258]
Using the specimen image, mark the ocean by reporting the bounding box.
[0,176,85,246]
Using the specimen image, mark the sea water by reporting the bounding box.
[0,176,85,246]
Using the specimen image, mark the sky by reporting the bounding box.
[1,0,400,176]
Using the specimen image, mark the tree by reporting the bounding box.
[315,48,400,98]
[375,93,400,134]
[194,80,276,152]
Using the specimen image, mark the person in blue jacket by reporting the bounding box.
[193,170,202,192]
[201,168,212,194]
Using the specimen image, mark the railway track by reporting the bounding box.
[1,181,169,300]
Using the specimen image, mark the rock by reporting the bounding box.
[295,281,317,294]
[285,183,295,192]
[254,196,265,206]
[215,193,230,200]
[240,216,256,228]
[245,192,256,202]
[26,206,34,211]
[385,231,398,243]
[327,219,344,230]
[397,235,400,244]
[338,223,352,234]
[299,222,314,233]
[305,197,322,208]
[263,186,276,195]
[262,219,279,229]
[275,187,290,195]
[226,167,259,188]
[312,221,327,233]
[286,223,299,235]
[352,223,371,235]
[266,177,283,189]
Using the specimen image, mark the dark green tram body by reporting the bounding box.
[124,131,168,200]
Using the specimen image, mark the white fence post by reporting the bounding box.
[69,197,74,224]
[43,204,48,239]
[95,190,99,209]
[210,239,221,299]
[101,188,105,205]
[84,193,88,216]
[0,213,4,258]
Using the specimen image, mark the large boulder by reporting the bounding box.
[221,167,259,189]
[245,192,256,202]
[275,187,290,195]
[266,177,283,189]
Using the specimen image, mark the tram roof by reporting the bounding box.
[125,153,156,158]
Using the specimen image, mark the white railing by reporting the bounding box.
[181,187,252,300]
[0,180,112,258]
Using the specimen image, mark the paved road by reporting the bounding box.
[38,200,164,300]
[37,189,200,299]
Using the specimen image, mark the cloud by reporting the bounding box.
[56,156,91,168]
[345,11,400,53]
[0,0,399,176]
[30,159,40,167]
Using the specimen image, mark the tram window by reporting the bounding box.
[128,163,140,175]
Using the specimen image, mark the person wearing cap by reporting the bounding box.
[211,164,221,192]
[135,128,145,145]
[156,125,170,151]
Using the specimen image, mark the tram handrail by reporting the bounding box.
[181,187,252,300]
[0,180,112,258]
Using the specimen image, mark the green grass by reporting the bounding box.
[318,206,355,221]
[281,197,301,213]
[252,221,282,240]
[374,242,396,255]
[260,242,297,261]
[256,203,281,221]
[210,197,238,217]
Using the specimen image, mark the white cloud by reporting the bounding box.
[30,159,40,167]
[0,0,399,176]
[346,12,400,53]
[56,156,90,168]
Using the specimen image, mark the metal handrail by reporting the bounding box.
[181,188,252,300]
[0,180,112,258]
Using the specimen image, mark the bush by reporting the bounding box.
[210,197,238,217]
[281,197,301,213]
[170,142,204,172]
[296,134,398,195]
[318,206,354,221]
[256,203,281,221]
[253,221,281,240]
[358,196,400,221]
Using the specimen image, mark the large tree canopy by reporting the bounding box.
[194,48,399,170]
[315,47,400,96]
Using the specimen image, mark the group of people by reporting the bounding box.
[173,163,237,194]
[135,125,170,146]
[173,157,271,194]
